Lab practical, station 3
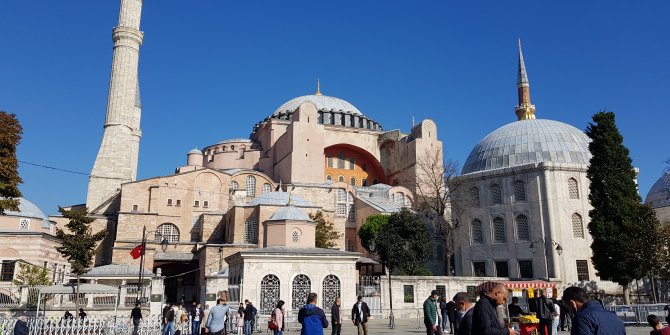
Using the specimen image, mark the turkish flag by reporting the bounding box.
[130,244,144,259]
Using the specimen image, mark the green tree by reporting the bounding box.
[358,214,389,253]
[55,207,107,311]
[311,211,341,249]
[0,111,23,214]
[586,111,663,303]
[376,208,432,275]
[12,262,52,286]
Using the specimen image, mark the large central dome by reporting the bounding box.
[462,119,591,174]
[272,94,363,117]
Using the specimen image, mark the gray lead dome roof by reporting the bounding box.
[646,173,670,209]
[462,119,591,174]
[273,94,363,117]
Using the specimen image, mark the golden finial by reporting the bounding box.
[287,191,293,206]
[316,78,322,96]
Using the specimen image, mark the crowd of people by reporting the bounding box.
[156,299,258,335]
[421,285,628,335]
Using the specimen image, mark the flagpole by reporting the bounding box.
[137,225,146,303]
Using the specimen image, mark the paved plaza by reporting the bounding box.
[282,318,652,335]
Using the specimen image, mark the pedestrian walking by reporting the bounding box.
[561,286,624,335]
[424,290,441,335]
[78,308,87,320]
[648,314,670,335]
[298,292,328,335]
[270,300,285,335]
[351,295,370,335]
[551,298,560,335]
[440,297,449,333]
[190,302,204,335]
[331,297,342,335]
[236,304,244,335]
[558,300,568,332]
[471,283,515,335]
[205,298,230,335]
[453,292,473,335]
[243,300,256,335]
[163,303,176,335]
[536,292,555,335]
[63,311,73,321]
[13,315,28,335]
[446,300,457,334]
[175,303,186,335]
[130,302,143,335]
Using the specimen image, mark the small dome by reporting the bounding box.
[646,173,670,209]
[3,197,48,221]
[188,148,202,154]
[273,94,363,117]
[462,119,591,174]
[268,206,312,222]
[249,192,312,207]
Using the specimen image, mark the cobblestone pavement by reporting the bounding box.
[284,318,651,334]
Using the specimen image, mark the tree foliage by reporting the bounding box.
[13,262,52,286]
[311,210,341,249]
[586,111,663,293]
[0,111,23,214]
[375,208,432,275]
[358,214,389,253]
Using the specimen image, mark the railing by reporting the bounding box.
[0,285,45,308]
[604,303,669,325]
[0,315,164,335]
[0,284,151,311]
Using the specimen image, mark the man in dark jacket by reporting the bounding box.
[471,283,515,335]
[130,302,143,335]
[189,302,204,335]
[446,300,457,334]
[351,295,371,335]
[535,293,555,335]
[331,297,341,335]
[453,292,474,335]
[424,290,440,335]
[561,286,624,335]
[298,292,328,335]
[440,297,449,334]
[243,301,256,335]
[13,315,28,335]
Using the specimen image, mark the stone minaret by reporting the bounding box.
[515,39,536,120]
[87,0,144,211]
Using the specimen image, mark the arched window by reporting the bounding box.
[262,183,272,194]
[393,193,405,205]
[322,275,341,310]
[337,152,345,169]
[404,195,412,207]
[492,217,506,243]
[260,275,280,314]
[516,214,530,241]
[350,177,356,186]
[230,181,239,190]
[346,239,355,251]
[362,179,368,187]
[156,223,179,243]
[246,176,256,197]
[470,187,480,207]
[568,178,580,199]
[338,176,345,182]
[572,213,584,238]
[326,175,332,181]
[244,218,258,244]
[490,184,502,205]
[292,274,311,311]
[513,181,526,202]
[472,219,484,244]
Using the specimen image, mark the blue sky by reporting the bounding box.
[1,1,668,215]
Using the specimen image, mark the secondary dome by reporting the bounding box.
[273,94,363,117]
[646,173,670,209]
[249,192,312,207]
[3,197,48,221]
[462,119,591,174]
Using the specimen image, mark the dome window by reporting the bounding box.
[492,217,506,243]
[568,178,580,199]
[338,176,345,183]
[471,219,484,244]
[230,181,239,190]
[490,184,503,205]
[246,176,256,197]
[513,181,526,202]
[19,219,30,230]
[262,183,272,194]
[350,177,356,186]
[156,223,179,243]
[326,175,332,182]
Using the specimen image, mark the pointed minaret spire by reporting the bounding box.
[515,39,536,120]
[315,78,322,95]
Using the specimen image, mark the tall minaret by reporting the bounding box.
[87,0,144,212]
[515,39,536,120]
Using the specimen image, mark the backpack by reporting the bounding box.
[180,308,188,323]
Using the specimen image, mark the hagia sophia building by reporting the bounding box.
[2,0,670,310]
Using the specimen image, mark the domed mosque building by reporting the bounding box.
[451,42,618,292]
[646,172,670,225]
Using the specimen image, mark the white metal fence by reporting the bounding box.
[0,316,164,335]
[0,285,151,311]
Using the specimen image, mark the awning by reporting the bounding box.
[477,280,557,293]
[39,283,118,294]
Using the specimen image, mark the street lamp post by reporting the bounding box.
[137,226,169,303]
[529,238,563,281]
